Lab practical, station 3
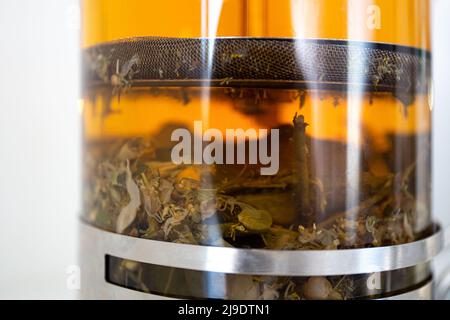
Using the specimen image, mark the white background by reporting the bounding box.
[0,0,449,299]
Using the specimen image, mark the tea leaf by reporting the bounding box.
[116,160,141,233]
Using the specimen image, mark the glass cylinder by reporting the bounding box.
[81,0,433,299]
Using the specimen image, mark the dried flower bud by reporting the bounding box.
[303,277,332,300]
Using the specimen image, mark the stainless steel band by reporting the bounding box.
[83,280,433,300]
[80,222,443,277]
[377,281,433,300]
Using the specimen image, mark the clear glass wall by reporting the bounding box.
[82,0,433,299]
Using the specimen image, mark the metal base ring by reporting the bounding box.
[80,222,443,276]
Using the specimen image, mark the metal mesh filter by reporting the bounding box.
[83,37,430,93]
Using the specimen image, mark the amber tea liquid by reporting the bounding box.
[82,85,431,249]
